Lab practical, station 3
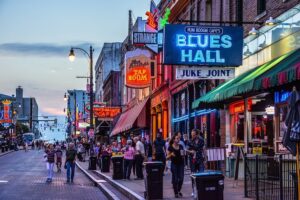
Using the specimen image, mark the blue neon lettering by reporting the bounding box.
[210,35,221,48]
[181,50,193,62]
[206,50,215,62]
[176,34,186,46]
[215,50,225,63]
[188,35,197,47]
[193,50,205,62]
[221,35,232,48]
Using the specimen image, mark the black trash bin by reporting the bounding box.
[111,156,123,180]
[191,171,224,200]
[1,145,4,153]
[88,156,97,170]
[101,155,111,172]
[143,161,164,200]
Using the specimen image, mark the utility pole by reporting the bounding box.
[29,98,33,131]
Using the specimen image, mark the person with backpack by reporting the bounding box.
[65,143,77,183]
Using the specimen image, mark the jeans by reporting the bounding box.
[124,159,133,179]
[190,161,205,173]
[171,162,184,195]
[66,161,75,181]
[135,154,144,179]
[47,162,54,179]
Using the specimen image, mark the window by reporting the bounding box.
[257,0,266,15]
[205,0,212,21]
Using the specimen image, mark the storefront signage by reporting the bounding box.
[229,99,252,114]
[133,32,157,45]
[94,107,121,118]
[0,100,12,126]
[159,8,170,29]
[274,91,289,104]
[146,11,157,30]
[125,49,152,88]
[175,66,235,80]
[265,106,275,115]
[163,24,243,66]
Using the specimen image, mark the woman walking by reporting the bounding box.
[45,144,56,182]
[122,140,135,180]
[167,134,185,198]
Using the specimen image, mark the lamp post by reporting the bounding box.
[69,46,94,132]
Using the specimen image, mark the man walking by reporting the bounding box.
[65,143,77,183]
[153,132,166,172]
[134,136,145,179]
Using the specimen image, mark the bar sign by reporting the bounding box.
[133,32,157,45]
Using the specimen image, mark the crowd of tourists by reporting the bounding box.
[41,129,205,198]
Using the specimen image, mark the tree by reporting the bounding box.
[16,122,29,136]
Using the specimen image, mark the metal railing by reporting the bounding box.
[244,154,297,200]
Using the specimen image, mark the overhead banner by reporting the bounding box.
[176,66,235,80]
[163,24,243,66]
[125,49,151,88]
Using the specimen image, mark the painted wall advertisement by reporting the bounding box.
[176,66,235,80]
[163,24,243,66]
[125,49,152,88]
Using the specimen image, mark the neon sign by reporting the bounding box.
[163,25,243,66]
[146,11,157,30]
[159,8,170,29]
[94,107,121,119]
[0,100,12,126]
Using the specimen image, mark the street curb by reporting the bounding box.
[94,170,144,200]
[75,162,120,200]
[0,150,14,157]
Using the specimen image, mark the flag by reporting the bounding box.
[150,0,157,13]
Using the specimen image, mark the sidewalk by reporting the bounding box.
[0,149,14,157]
[77,158,252,200]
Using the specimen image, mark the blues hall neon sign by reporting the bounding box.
[163,25,243,66]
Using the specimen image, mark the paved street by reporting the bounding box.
[0,150,108,200]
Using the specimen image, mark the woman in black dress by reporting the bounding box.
[167,134,185,198]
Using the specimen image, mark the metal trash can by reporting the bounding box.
[101,155,111,172]
[88,156,97,170]
[111,156,123,180]
[191,171,224,200]
[143,161,164,200]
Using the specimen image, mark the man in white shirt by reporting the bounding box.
[134,137,145,179]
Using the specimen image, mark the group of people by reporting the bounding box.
[91,129,205,198]
[43,142,77,183]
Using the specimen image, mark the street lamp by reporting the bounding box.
[64,93,67,101]
[68,46,94,131]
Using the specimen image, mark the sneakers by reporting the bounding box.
[178,192,183,197]
[175,194,179,198]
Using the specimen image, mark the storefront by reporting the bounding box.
[151,84,169,140]
[110,98,150,140]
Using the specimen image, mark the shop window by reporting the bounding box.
[257,0,266,15]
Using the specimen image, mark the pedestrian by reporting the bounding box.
[55,146,63,173]
[65,143,77,183]
[186,129,205,173]
[134,136,145,179]
[45,144,56,182]
[24,141,28,152]
[165,137,171,174]
[186,129,205,197]
[167,134,185,198]
[122,140,135,180]
[153,133,166,173]
[183,133,189,168]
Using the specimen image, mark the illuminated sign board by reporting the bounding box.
[146,11,157,30]
[133,32,157,45]
[274,91,289,104]
[94,107,121,119]
[0,100,12,126]
[163,24,243,66]
[176,66,235,80]
[125,49,152,88]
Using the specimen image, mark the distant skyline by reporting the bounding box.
[0,0,156,116]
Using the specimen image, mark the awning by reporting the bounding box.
[110,98,149,137]
[192,49,300,109]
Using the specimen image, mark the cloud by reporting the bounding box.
[0,42,98,57]
[42,107,65,116]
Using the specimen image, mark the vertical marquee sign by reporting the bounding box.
[163,24,243,66]
[0,100,12,127]
[125,49,152,88]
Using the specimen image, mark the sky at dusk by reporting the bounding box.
[0,0,155,116]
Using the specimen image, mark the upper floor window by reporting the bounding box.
[257,0,266,15]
